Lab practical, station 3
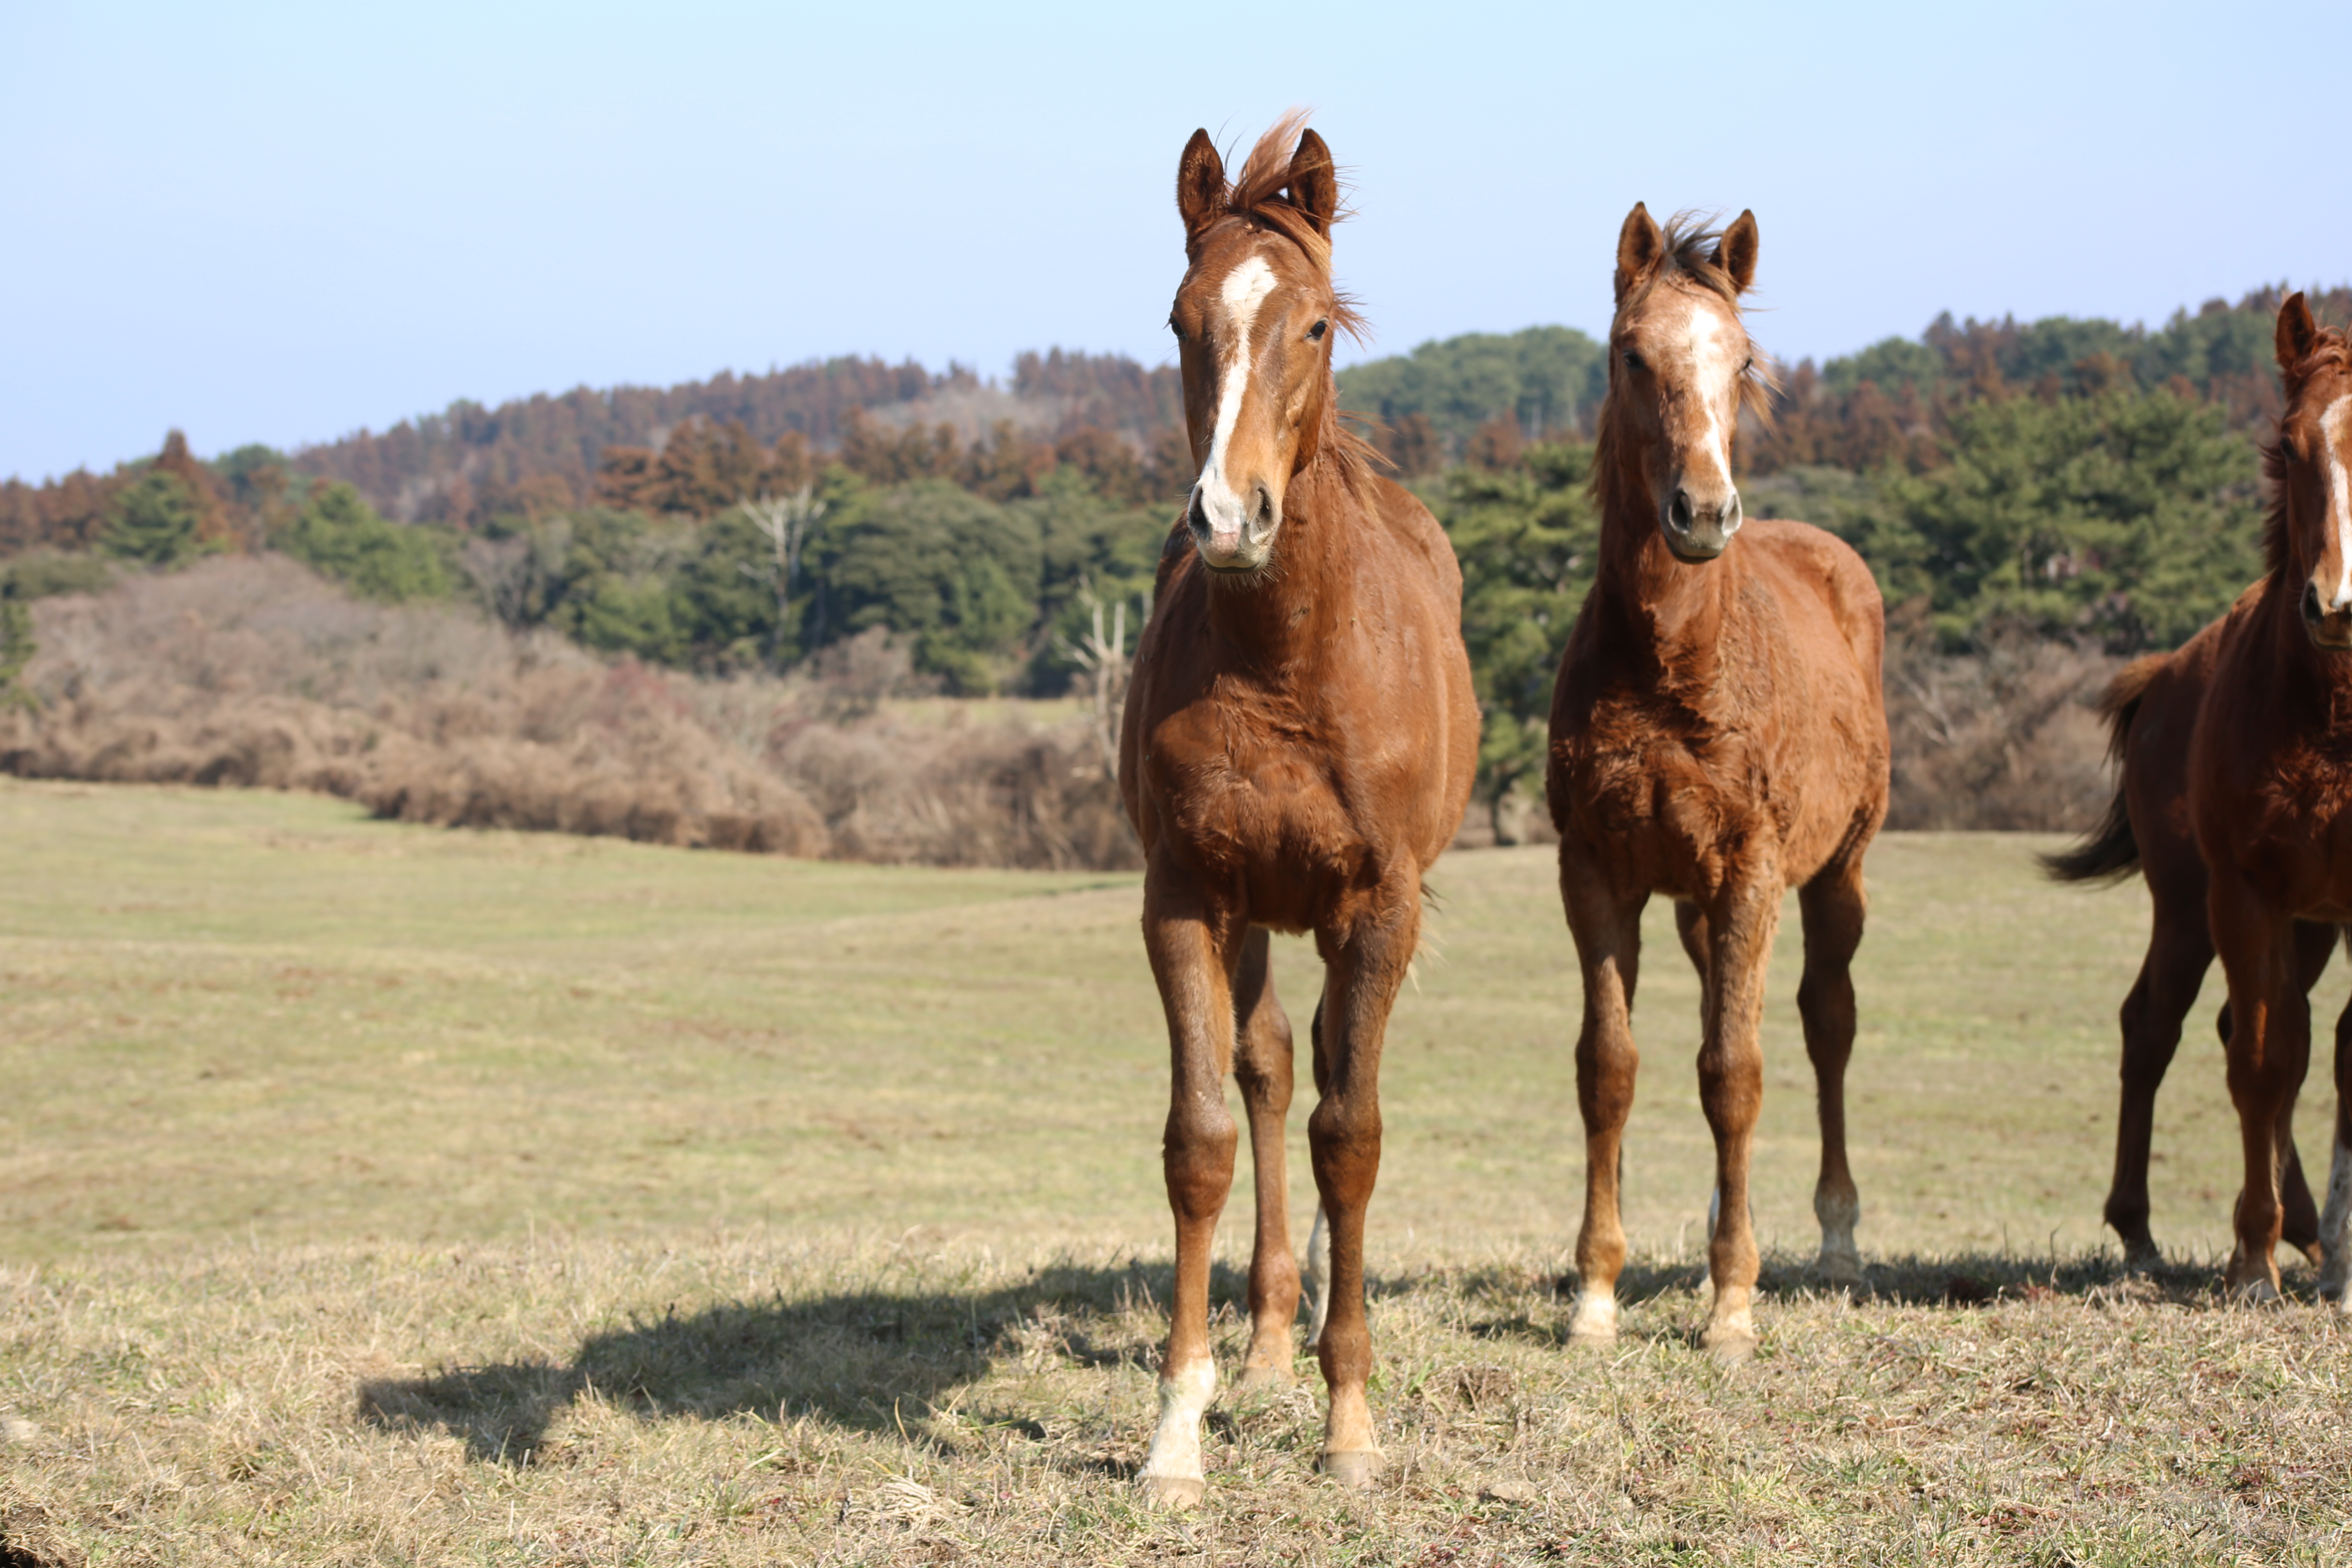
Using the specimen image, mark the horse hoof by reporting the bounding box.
[1701,1325,1759,1364]
[1817,1250,1864,1291]
[1233,1365,1293,1394]
[2120,1238,2163,1276]
[1136,1474,1205,1510]
[1319,1450,1383,1490]
[2232,1276,2282,1306]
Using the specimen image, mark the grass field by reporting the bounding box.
[2,779,2348,1563]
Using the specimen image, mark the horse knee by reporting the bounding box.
[1307,1096,1382,1206]
[1162,1103,1237,1216]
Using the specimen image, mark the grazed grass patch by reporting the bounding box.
[3,1237,2350,1564]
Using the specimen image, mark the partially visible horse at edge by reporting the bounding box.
[1118,116,1478,1503]
[2177,292,2352,1302]
[2046,581,2343,1274]
[1547,205,1891,1358]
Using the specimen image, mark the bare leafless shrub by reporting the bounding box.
[0,556,1141,867]
[771,714,1137,871]
[1884,627,2119,831]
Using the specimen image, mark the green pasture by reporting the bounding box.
[0,777,2276,1267]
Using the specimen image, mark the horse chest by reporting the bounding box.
[1552,682,1839,893]
[1148,719,1368,901]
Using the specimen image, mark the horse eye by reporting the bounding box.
[1621,350,1645,372]
[1307,319,1329,342]
[2281,434,2300,462]
[1168,318,1183,341]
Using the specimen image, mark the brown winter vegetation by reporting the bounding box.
[0,557,1136,870]
[1881,625,2119,831]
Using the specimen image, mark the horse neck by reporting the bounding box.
[1203,453,1360,674]
[1590,428,1740,682]
[2263,554,2352,715]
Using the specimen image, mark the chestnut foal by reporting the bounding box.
[1119,117,1476,1503]
[1548,207,1890,1357]
[2189,294,2352,1301]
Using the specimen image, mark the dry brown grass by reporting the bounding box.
[4,784,2352,1561]
[0,559,1135,869]
[4,1236,2349,1566]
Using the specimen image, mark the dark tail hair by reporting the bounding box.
[2040,654,2167,885]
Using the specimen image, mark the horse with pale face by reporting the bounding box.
[1118,116,1477,1504]
[2187,293,2352,1302]
[1548,206,1890,1358]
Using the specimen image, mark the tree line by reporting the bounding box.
[4,281,2340,805]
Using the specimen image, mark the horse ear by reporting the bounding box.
[1615,203,1664,303]
[1177,129,1225,244]
[2278,291,2319,374]
[1713,210,1760,294]
[1287,128,1339,238]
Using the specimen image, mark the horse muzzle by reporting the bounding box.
[1662,486,1741,564]
[1189,483,1279,574]
[2303,580,2352,651]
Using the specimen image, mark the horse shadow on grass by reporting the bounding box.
[356,1257,1248,1466]
[1464,1247,2266,1350]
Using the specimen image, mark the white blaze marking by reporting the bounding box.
[1138,1359,1217,1485]
[2323,396,2352,610]
[1192,254,1278,549]
[1686,303,1739,499]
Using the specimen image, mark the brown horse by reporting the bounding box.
[1546,207,1890,1357]
[2187,292,2352,1301]
[1117,117,1477,1503]
[2047,594,2342,1272]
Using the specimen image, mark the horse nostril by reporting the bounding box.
[2307,581,2327,623]
[1250,485,1275,534]
[1670,490,1694,530]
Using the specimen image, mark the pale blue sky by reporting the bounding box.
[4,2,2345,481]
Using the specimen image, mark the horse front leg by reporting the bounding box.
[1230,928,1301,1389]
[2210,867,2305,1301]
[1305,882,1419,1489]
[1561,846,1645,1344]
[2319,964,2352,1302]
[1697,855,1782,1359]
[1796,858,1867,1290]
[1135,871,1244,1509]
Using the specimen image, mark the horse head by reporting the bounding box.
[2273,293,2352,652]
[1169,116,1356,576]
[1604,204,1769,564]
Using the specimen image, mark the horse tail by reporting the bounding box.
[2040,653,2166,885]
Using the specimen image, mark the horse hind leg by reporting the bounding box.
[1796,863,1867,1290]
[1300,992,1332,1351]
[2275,921,2336,1263]
[1230,929,1301,1390]
[2105,915,2213,1272]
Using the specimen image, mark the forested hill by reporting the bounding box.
[284,350,1184,528]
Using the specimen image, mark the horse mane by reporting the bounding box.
[1196,111,1382,495]
[1591,210,1777,528]
[2266,322,2352,576]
